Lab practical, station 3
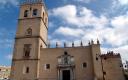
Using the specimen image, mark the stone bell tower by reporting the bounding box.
[10,0,48,80]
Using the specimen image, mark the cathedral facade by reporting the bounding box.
[10,0,125,80]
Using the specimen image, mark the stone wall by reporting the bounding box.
[101,52,125,80]
[40,46,94,80]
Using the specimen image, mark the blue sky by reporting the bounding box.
[0,0,128,66]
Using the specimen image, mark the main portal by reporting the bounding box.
[62,70,70,80]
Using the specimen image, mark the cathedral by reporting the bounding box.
[10,0,125,80]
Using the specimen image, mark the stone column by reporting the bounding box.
[58,69,61,80]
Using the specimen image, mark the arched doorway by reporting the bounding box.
[57,52,75,80]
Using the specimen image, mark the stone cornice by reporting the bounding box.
[12,58,40,61]
[18,17,48,30]
[15,36,47,46]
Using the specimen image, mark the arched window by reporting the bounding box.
[24,10,29,17]
[33,9,38,16]
[26,28,32,36]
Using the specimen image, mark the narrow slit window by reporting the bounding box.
[26,67,29,73]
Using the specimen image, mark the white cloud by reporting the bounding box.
[109,14,128,46]
[55,26,84,37]
[111,14,128,27]
[50,5,109,28]
[105,0,128,16]
[112,0,128,7]
[82,15,128,47]
[118,0,128,5]
[50,5,77,21]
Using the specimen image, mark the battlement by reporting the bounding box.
[47,39,100,48]
[20,0,44,5]
[101,51,121,58]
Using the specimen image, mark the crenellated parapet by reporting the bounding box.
[101,51,121,59]
[47,39,100,48]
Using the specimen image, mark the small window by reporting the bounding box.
[83,62,87,68]
[24,44,31,58]
[45,64,50,70]
[0,69,1,71]
[26,67,29,73]
[103,71,106,75]
[33,9,38,16]
[46,64,50,69]
[96,57,98,60]
[24,10,29,17]
[64,51,68,55]
[104,57,107,60]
